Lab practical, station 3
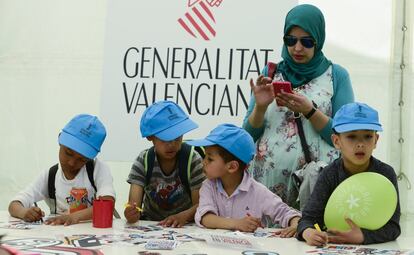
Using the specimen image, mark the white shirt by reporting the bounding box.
[12,158,116,214]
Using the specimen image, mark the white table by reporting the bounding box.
[1,211,413,255]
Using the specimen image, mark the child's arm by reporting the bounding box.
[277,216,301,238]
[302,227,329,246]
[326,218,364,244]
[8,201,44,222]
[201,213,261,232]
[358,215,400,244]
[8,171,48,222]
[159,188,200,227]
[45,195,115,226]
[355,204,401,244]
[195,180,261,232]
[297,168,333,245]
[329,166,401,244]
[124,184,144,223]
[260,185,301,237]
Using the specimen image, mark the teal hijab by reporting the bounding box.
[277,4,331,87]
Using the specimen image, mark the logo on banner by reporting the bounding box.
[178,0,223,41]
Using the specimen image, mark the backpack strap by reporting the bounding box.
[48,164,59,214]
[144,147,155,187]
[48,161,95,198]
[85,159,121,219]
[178,143,192,197]
[193,145,205,158]
[47,160,120,218]
[85,160,97,192]
[266,62,277,79]
[48,164,59,200]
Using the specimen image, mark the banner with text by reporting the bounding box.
[100,0,297,161]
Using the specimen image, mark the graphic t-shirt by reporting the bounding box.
[127,149,205,221]
[12,158,116,214]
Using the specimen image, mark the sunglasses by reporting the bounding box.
[283,35,316,49]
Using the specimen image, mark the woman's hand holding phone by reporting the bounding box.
[274,84,315,116]
[273,81,293,106]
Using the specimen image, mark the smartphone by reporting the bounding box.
[272,81,293,106]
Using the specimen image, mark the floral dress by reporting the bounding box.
[249,66,339,208]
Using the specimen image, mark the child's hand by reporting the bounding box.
[278,216,300,238]
[124,203,141,224]
[327,218,364,244]
[303,227,328,246]
[22,207,44,222]
[159,211,188,228]
[273,216,300,238]
[45,214,80,226]
[235,215,262,232]
[278,226,297,238]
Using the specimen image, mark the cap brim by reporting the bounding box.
[186,138,216,147]
[155,118,198,141]
[58,131,98,159]
[334,123,383,133]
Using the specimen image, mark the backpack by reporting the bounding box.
[143,143,204,197]
[48,160,95,214]
[266,62,278,79]
[47,160,120,218]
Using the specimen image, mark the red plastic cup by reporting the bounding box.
[92,199,114,228]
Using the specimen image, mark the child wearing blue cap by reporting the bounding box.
[125,100,205,227]
[297,102,401,245]
[8,114,116,225]
[188,124,301,234]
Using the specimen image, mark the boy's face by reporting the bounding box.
[332,130,379,173]
[59,145,89,177]
[149,136,183,160]
[203,146,231,179]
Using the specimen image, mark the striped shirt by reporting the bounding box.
[127,148,205,221]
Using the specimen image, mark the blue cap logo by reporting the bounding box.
[187,124,255,164]
[333,102,383,133]
[140,100,198,141]
[58,114,106,159]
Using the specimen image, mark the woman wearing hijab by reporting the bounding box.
[243,4,354,209]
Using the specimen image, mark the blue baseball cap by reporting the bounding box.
[58,114,106,159]
[333,102,383,133]
[140,100,198,141]
[187,124,255,164]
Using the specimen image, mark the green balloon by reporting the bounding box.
[324,172,397,231]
